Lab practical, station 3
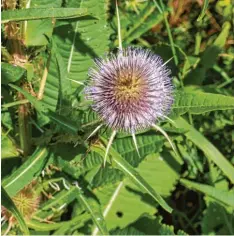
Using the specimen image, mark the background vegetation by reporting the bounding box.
[1,0,234,235]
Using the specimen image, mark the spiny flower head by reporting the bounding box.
[1,181,41,224]
[85,47,174,133]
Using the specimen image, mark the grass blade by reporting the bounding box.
[2,8,88,23]
[197,0,209,22]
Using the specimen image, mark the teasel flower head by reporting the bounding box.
[85,47,176,164]
[1,181,41,234]
[85,47,174,133]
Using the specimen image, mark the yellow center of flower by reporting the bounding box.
[114,73,143,102]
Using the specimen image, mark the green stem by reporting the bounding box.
[158,0,179,66]
[2,99,29,108]
[18,92,32,157]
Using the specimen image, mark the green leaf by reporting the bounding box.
[2,147,49,197]
[197,0,209,21]
[1,62,26,84]
[28,213,90,231]
[76,191,109,235]
[173,117,234,183]
[9,84,79,132]
[180,178,234,208]
[184,22,231,85]
[111,226,145,235]
[122,2,165,45]
[91,142,173,213]
[202,201,234,235]
[171,91,234,118]
[50,0,110,89]
[1,186,29,235]
[35,186,79,218]
[114,133,164,167]
[23,0,62,46]
[2,8,88,23]
[93,152,182,230]
[24,19,53,46]
[130,214,188,235]
[1,130,19,159]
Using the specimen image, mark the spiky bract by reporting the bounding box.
[85,47,173,133]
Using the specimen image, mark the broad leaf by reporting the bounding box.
[171,91,234,118]
[91,142,173,213]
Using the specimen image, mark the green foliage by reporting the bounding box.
[2,8,88,23]
[1,0,233,235]
[1,62,26,84]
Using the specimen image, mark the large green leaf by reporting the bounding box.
[114,133,164,167]
[173,117,234,183]
[2,8,88,23]
[1,186,29,235]
[39,0,110,123]
[171,91,234,118]
[91,142,173,214]
[93,152,182,230]
[23,0,62,46]
[51,0,110,88]
[2,147,49,196]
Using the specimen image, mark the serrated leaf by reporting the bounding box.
[111,226,145,235]
[91,142,173,214]
[130,214,188,235]
[180,178,234,208]
[93,152,181,230]
[173,117,234,184]
[2,147,49,197]
[114,133,164,167]
[51,0,110,89]
[2,8,88,23]
[171,91,234,118]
